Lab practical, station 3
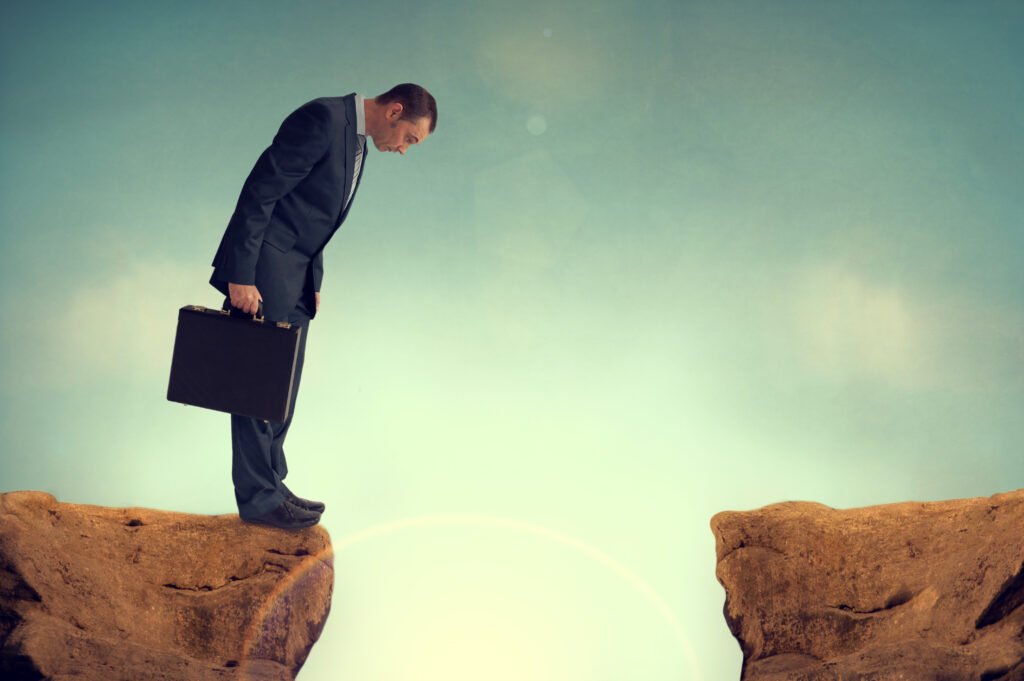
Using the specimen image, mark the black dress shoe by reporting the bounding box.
[285,491,326,514]
[242,499,320,530]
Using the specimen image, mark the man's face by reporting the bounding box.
[373,104,431,155]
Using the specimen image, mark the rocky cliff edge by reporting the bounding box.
[0,491,333,680]
[712,488,1024,680]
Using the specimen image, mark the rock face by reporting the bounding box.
[712,489,1024,680]
[0,491,333,681]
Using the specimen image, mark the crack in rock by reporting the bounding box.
[718,541,788,563]
[826,588,917,615]
[265,546,333,570]
[161,562,289,593]
[266,548,310,557]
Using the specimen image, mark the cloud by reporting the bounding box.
[794,264,924,386]
[791,263,1024,392]
[474,13,609,107]
[16,258,212,388]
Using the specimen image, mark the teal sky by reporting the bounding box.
[2,1,1022,678]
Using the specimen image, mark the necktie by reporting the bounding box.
[345,134,365,211]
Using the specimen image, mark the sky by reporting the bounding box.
[1,0,1022,678]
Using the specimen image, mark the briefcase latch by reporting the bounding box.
[275,321,292,329]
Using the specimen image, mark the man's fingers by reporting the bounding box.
[229,298,260,315]
[227,283,262,316]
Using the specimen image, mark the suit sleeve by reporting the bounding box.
[312,249,324,292]
[217,101,332,285]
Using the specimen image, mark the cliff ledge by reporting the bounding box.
[712,488,1024,680]
[0,491,332,680]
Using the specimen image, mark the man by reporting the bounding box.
[209,83,437,530]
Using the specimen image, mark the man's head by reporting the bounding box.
[365,83,437,155]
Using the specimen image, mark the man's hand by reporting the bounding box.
[228,282,262,315]
[315,291,320,313]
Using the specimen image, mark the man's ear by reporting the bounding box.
[387,102,405,120]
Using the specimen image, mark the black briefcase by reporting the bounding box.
[167,304,303,422]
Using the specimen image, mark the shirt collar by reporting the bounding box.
[354,93,366,137]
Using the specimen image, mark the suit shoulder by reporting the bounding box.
[273,99,335,142]
[290,98,332,119]
[302,96,352,123]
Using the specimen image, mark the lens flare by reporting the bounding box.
[238,514,703,680]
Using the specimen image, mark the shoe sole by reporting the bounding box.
[240,516,320,530]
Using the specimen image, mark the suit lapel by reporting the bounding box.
[338,94,357,223]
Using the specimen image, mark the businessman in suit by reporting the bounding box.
[209,83,437,530]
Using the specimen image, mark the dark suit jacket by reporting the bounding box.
[209,93,367,320]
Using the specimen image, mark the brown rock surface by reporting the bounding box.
[712,488,1024,680]
[0,491,333,680]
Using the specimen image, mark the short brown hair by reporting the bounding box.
[375,83,437,133]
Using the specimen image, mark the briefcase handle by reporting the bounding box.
[220,298,265,322]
